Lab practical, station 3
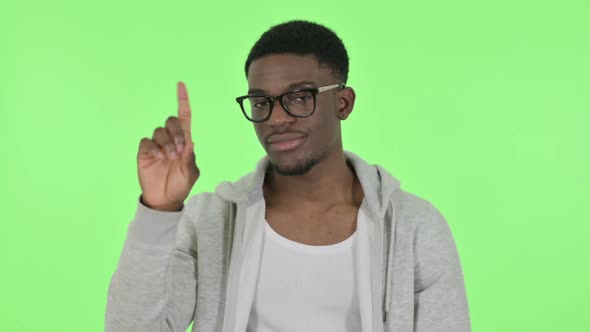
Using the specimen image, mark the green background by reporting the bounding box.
[1,0,588,331]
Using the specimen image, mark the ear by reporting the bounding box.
[337,87,356,120]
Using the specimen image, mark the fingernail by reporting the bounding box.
[153,150,165,160]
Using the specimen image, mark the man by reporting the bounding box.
[105,20,471,332]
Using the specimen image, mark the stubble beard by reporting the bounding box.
[269,150,329,176]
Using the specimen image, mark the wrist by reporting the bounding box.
[140,195,183,212]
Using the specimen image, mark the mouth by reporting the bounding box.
[267,133,306,152]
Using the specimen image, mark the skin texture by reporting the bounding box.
[247,54,364,245]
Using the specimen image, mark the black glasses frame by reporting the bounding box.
[235,83,345,122]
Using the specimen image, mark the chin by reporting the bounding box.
[268,150,327,176]
[271,160,316,176]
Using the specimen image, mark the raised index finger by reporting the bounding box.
[177,81,192,140]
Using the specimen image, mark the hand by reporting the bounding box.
[137,82,200,211]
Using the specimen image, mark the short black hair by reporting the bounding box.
[245,20,349,83]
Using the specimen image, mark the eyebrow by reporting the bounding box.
[247,81,317,95]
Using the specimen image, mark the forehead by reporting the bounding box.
[247,54,333,93]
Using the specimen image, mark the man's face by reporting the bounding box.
[247,54,344,176]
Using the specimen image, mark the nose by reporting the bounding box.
[268,99,296,127]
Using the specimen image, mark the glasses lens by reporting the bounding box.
[243,96,270,121]
[284,91,315,116]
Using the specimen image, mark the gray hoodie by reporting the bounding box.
[105,151,470,331]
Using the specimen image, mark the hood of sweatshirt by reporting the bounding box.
[214,150,401,222]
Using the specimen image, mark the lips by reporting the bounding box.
[266,132,306,152]
[267,133,305,143]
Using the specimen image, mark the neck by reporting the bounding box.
[263,150,363,209]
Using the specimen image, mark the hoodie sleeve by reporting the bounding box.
[413,204,471,332]
[105,195,197,332]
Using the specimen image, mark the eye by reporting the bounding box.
[249,98,269,108]
[286,92,313,103]
[296,96,311,102]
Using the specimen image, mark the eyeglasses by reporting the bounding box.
[235,83,345,122]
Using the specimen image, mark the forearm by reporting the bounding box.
[105,196,195,331]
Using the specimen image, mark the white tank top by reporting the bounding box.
[246,218,361,332]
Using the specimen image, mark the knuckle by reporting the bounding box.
[138,138,158,156]
[139,137,152,149]
[153,127,167,137]
[166,116,178,125]
[140,137,154,146]
[166,117,182,134]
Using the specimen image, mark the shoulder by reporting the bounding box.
[390,189,455,254]
[391,189,445,231]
